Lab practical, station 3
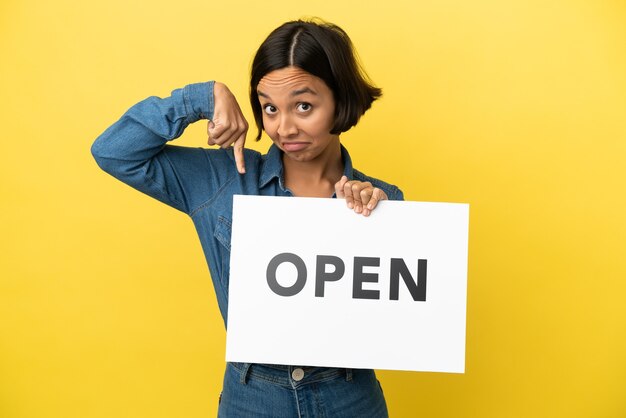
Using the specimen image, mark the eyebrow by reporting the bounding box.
[291,87,317,97]
[257,87,318,99]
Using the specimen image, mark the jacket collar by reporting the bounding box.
[259,143,355,190]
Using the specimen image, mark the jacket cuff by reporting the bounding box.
[183,80,215,122]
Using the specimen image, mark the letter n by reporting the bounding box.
[389,259,427,301]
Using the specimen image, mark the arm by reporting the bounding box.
[91,81,247,213]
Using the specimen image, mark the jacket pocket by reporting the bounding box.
[213,216,232,251]
[213,216,233,291]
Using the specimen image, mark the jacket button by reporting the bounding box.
[291,368,305,381]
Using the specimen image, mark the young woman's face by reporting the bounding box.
[257,66,339,162]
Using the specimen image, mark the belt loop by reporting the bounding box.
[240,363,252,385]
[345,368,353,382]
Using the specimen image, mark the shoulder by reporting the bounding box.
[352,168,404,201]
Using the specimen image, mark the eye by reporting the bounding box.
[263,104,277,115]
[296,102,312,113]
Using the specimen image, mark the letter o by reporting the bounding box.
[266,253,307,297]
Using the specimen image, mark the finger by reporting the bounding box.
[334,175,348,198]
[351,182,367,214]
[343,181,355,209]
[367,188,388,211]
[208,120,228,141]
[207,121,216,145]
[354,182,373,214]
[233,131,246,174]
[211,123,236,147]
[215,117,247,146]
[359,187,374,207]
[362,189,386,217]
[220,119,248,149]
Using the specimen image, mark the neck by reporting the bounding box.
[282,139,344,198]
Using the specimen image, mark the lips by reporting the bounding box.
[282,142,310,152]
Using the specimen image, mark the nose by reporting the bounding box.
[277,113,298,138]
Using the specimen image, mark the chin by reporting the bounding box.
[284,151,315,162]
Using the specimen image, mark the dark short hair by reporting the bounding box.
[249,19,382,141]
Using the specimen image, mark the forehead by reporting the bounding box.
[257,66,328,96]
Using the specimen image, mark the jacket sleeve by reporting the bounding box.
[389,188,404,201]
[91,81,237,214]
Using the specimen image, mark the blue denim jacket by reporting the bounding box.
[91,81,403,326]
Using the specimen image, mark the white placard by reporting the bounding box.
[226,195,469,373]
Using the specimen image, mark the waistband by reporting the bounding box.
[229,362,354,388]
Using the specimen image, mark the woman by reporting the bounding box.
[92,18,402,418]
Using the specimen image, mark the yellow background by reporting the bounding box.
[1,0,625,417]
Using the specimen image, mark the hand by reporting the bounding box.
[334,175,388,217]
[208,82,248,174]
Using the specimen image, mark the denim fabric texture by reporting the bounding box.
[218,363,388,418]
[91,81,402,417]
